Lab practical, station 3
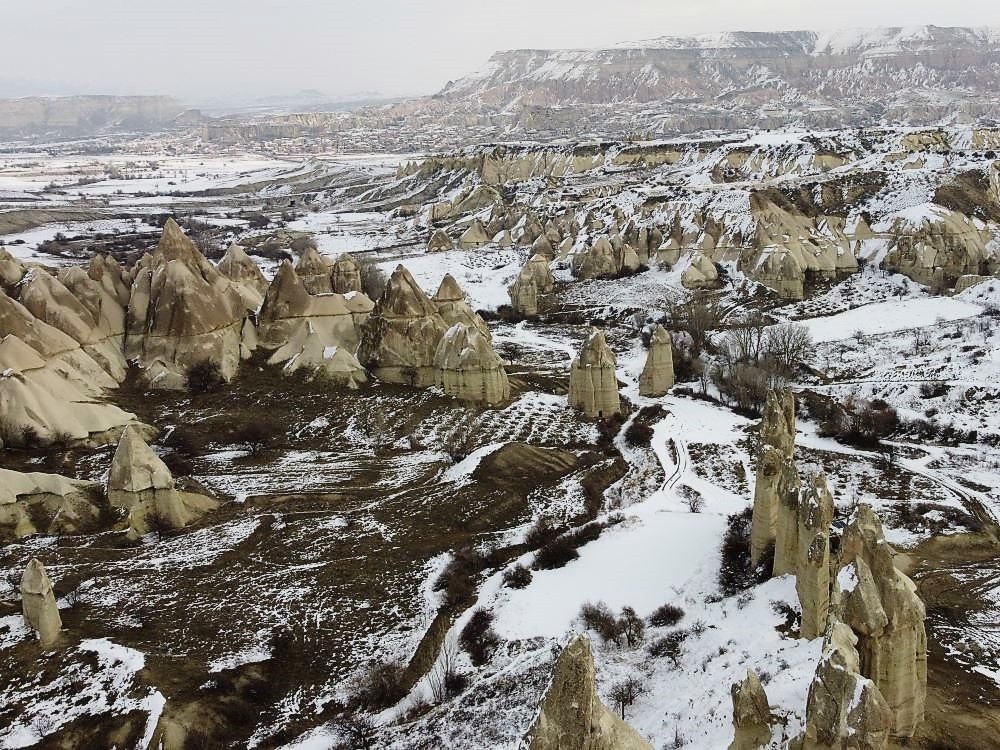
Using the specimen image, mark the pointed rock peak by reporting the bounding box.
[380,264,436,316]
[221,244,252,265]
[155,218,203,265]
[107,425,173,493]
[731,669,770,727]
[527,253,550,266]
[334,252,360,269]
[578,327,616,367]
[261,260,309,319]
[20,558,54,597]
[433,273,465,302]
[650,324,671,345]
[295,246,329,274]
[592,235,614,253]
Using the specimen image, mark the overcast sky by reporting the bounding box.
[4,0,999,102]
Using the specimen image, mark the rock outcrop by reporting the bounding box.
[458,219,490,249]
[508,253,555,317]
[106,425,216,535]
[0,293,137,446]
[217,244,268,309]
[729,669,772,750]
[434,323,510,405]
[125,219,249,389]
[256,261,371,384]
[795,474,835,639]
[638,325,674,397]
[750,389,796,564]
[794,621,893,750]
[358,265,449,387]
[568,328,621,419]
[427,228,454,252]
[433,274,490,338]
[295,246,335,294]
[571,236,640,280]
[836,505,927,738]
[1,468,106,540]
[20,558,62,648]
[524,635,653,750]
[680,252,720,289]
[331,252,363,294]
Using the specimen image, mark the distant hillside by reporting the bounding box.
[0,95,195,138]
[435,25,1000,134]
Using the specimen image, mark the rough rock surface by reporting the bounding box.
[217,244,268,309]
[358,264,449,386]
[795,474,835,639]
[524,635,653,750]
[1,468,105,539]
[508,253,555,317]
[729,669,772,750]
[568,328,621,419]
[331,252,363,294]
[106,425,216,535]
[795,621,893,750]
[433,273,491,338]
[638,324,674,397]
[427,228,454,252]
[126,219,249,389]
[295,247,335,294]
[434,323,509,405]
[458,219,490,249]
[836,505,927,738]
[572,236,639,280]
[20,558,62,648]
[257,261,371,382]
[750,389,796,564]
[0,296,136,446]
[680,252,719,289]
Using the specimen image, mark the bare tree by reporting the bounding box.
[665,294,721,355]
[428,640,466,703]
[725,311,768,364]
[608,675,645,719]
[765,323,813,371]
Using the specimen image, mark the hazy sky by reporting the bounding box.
[4,0,999,102]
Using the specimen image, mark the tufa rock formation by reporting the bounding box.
[295,246,335,294]
[835,505,927,738]
[427,228,455,252]
[750,389,796,564]
[126,219,250,389]
[256,261,370,385]
[20,558,62,648]
[458,219,490,249]
[106,425,217,535]
[794,621,893,750]
[524,635,653,750]
[1,468,107,540]
[358,265,449,387]
[638,325,674,397]
[434,323,510,405]
[680,252,720,289]
[568,328,621,419]
[572,236,640,280]
[795,474,835,639]
[218,244,268,309]
[433,274,491,338]
[728,669,772,750]
[331,252,363,294]
[509,253,555,317]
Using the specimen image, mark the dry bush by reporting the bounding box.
[459,608,500,666]
[502,564,532,589]
[648,603,685,627]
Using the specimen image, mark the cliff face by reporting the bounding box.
[0,95,191,137]
[437,26,1000,133]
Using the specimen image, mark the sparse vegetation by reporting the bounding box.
[648,603,685,627]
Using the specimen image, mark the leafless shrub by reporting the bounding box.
[608,675,645,719]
